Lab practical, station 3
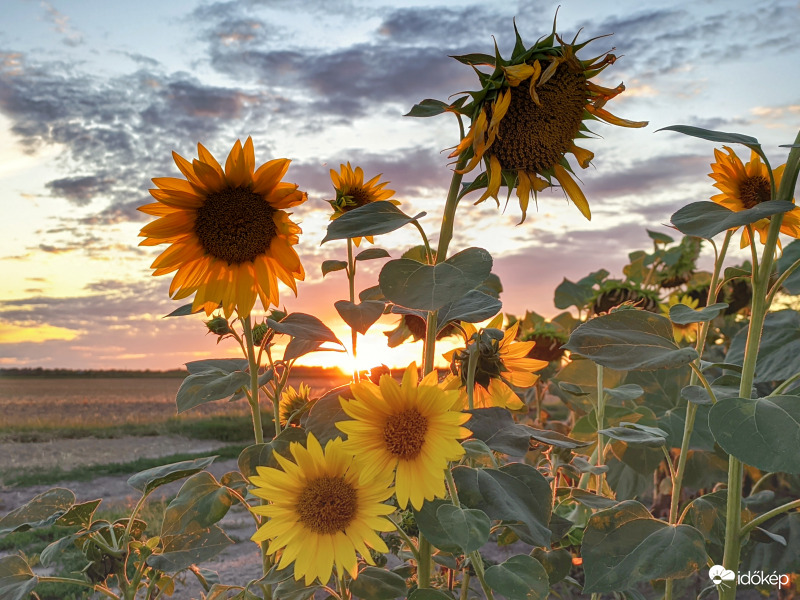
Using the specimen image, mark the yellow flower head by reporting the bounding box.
[443,319,549,410]
[337,363,471,510]
[329,162,398,246]
[249,434,395,586]
[279,383,313,427]
[659,294,700,344]
[139,138,307,319]
[450,25,647,223]
[709,146,800,248]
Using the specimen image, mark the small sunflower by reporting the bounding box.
[139,138,307,319]
[279,383,313,427]
[709,146,800,248]
[337,363,471,510]
[450,25,647,223]
[443,319,549,410]
[660,294,700,344]
[329,162,398,246]
[249,434,395,586]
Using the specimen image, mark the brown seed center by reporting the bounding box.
[339,186,373,212]
[296,476,358,535]
[739,175,771,209]
[490,63,587,173]
[194,186,276,264]
[383,408,428,460]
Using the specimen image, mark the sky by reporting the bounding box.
[0,0,798,371]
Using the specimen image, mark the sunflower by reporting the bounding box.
[249,434,395,585]
[329,162,398,246]
[660,294,700,344]
[139,137,307,319]
[337,363,471,510]
[449,25,647,223]
[279,382,313,427]
[443,319,548,409]
[709,146,800,248]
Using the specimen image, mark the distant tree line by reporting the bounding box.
[0,366,348,379]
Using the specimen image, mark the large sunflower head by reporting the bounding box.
[450,24,647,223]
[329,162,398,246]
[249,434,395,586]
[337,363,471,510]
[443,319,549,410]
[709,146,800,248]
[139,137,307,319]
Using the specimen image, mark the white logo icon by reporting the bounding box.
[709,565,736,585]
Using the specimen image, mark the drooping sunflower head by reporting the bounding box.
[660,294,700,344]
[443,319,549,410]
[139,138,307,319]
[709,146,800,248]
[279,383,313,427]
[249,434,395,586]
[329,162,398,246]
[450,23,647,223]
[337,363,471,510]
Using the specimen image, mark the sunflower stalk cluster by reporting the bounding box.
[6,17,800,600]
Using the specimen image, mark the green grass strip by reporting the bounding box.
[2,444,245,488]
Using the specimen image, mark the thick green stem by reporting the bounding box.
[595,363,606,494]
[242,317,266,442]
[459,570,471,600]
[347,238,358,371]
[719,131,800,600]
[423,310,438,376]
[418,536,432,588]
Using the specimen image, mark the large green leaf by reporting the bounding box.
[657,125,760,148]
[436,290,502,331]
[435,504,491,553]
[554,277,594,311]
[412,499,461,554]
[379,247,492,311]
[127,456,216,495]
[669,302,728,325]
[348,566,407,600]
[776,239,800,294]
[531,547,574,585]
[267,313,342,345]
[147,524,233,572]
[334,300,385,334]
[484,555,549,600]
[0,488,75,535]
[176,367,250,413]
[708,395,800,473]
[726,310,800,383]
[465,408,589,455]
[186,358,248,374]
[322,201,425,243]
[321,259,347,276]
[161,472,233,537]
[56,499,101,528]
[625,366,690,415]
[563,310,698,371]
[600,423,667,447]
[582,500,708,593]
[355,248,391,261]
[0,556,37,600]
[311,385,354,444]
[670,200,793,239]
[452,464,551,547]
[237,427,308,479]
[683,490,727,564]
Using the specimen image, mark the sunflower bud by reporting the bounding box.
[205,315,232,336]
[252,322,270,346]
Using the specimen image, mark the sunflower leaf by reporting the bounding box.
[647,229,674,245]
[0,556,38,600]
[379,247,493,311]
[334,300,385,334]
[657,125,760,149]
[321,259,347,276]
[563,310,699,371]
[0,488,75,535]
[267,313,342,345]
[776,239,800,294]
[405,99,449,118]
[128,456,216,495]
[668,302,728,325]
[355,248,391,261]
[671,200,795,239]
[321,201,426,244]
[164,303,203,318]
[436,290,502,331]
[147,524,233,573]
[176,367,250,413]
[484,555,549,600]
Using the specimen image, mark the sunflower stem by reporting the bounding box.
[242,317,266,443]
[423,310,438,375]
[390,516,420,561]
[739,498,800,539]
[434,124,468,265]
[595,362,606,494]
[466,343,479,411]
[469,551,495,600]
[459,570,471,600]
[445,466,461,508]
[665,230,730,600]
[718,130,800,600]
[418,535,432,588]
[347,238,359,378]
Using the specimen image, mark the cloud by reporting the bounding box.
[44,175,114,206]
[41,1,84,47]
